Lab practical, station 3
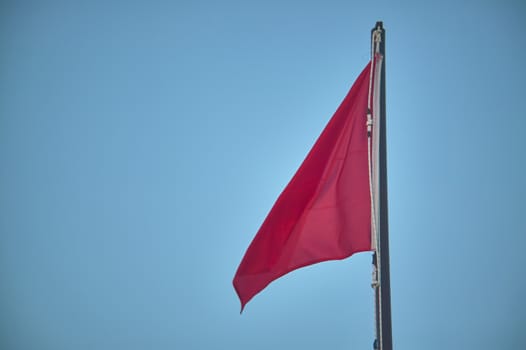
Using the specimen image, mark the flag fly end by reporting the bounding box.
[233,60,375,308]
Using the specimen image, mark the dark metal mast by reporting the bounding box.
[372,21,393,350]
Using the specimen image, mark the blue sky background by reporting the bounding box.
[1,1,525,349]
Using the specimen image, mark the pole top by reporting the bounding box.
[375,21,383,30]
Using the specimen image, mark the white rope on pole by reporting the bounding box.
[372,52,383,350]
[367,28,383,350]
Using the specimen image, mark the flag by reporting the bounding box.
[233,60,376,311]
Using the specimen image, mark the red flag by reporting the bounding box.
[233,61,374,311]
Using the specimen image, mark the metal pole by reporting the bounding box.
[372,21,393,350]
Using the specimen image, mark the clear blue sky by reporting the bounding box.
[1,1,525,349]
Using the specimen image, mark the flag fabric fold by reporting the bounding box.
[233,61,374,311]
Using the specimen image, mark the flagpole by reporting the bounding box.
[372,21,393,350]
